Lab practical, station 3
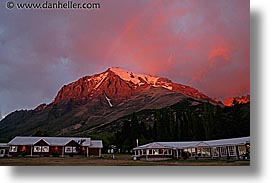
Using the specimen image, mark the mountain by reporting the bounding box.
[54,67,215,105]
[223,95,250,106]
[0,67,249,140]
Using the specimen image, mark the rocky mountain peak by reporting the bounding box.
[53,67,216,105]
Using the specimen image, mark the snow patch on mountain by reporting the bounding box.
[110,67,158,85]
[109,67,172,90]
[86,72,108,90]
[104,94,113,107]
[94,72,108,90]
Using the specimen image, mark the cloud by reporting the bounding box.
[208,47,231,64]
[0,0,249,116]
[192,45,233,82]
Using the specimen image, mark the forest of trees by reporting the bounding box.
[26,99,249,154]
[1,99,249,154]
[114,101,250,153]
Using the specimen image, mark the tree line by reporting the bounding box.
[27,100,249,154]
[114,101,250,153]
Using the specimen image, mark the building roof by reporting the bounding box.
[133,141,209,150]
[90,140,103,148]
[8,136,96,147]
[0,143,8,147]
[134,142,171,150]
[133,137,250,150]
[206,136,250,146]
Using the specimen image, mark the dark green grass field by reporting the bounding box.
[0,154,250,166]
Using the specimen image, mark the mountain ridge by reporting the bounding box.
[53,67,216,106]
[0,67,249,139]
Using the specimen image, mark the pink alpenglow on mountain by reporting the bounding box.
[223,95,250,106]
[54,67,215,105]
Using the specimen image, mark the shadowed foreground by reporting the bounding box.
[0,154,250,166]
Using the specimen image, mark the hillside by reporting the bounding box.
[0,67,249,143]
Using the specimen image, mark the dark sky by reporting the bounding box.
[0,0,249,119]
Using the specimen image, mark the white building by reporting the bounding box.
[133,137,250,160]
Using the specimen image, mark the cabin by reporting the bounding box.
[7,136,103,157]
[0,143,9,157]
[133,136,250,160]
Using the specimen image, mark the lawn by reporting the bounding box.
[0,154,250,166]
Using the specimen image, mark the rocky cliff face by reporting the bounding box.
[54,70,137,106]
[54,67,215,106]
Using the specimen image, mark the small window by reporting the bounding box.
[238,145,246,156]
[65,146,72,153]
[212,147,219,157]
[73,147,77,153]
[220,146,227,156]
[228,146,236,156]
[34,146,41,152]
[153,149,159,155]
[163,149,171,155]
[196,147,211,157]
[186,148,196,157]
[203,148,211,157]
[42,146,49,152]
[9,146,17,152]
